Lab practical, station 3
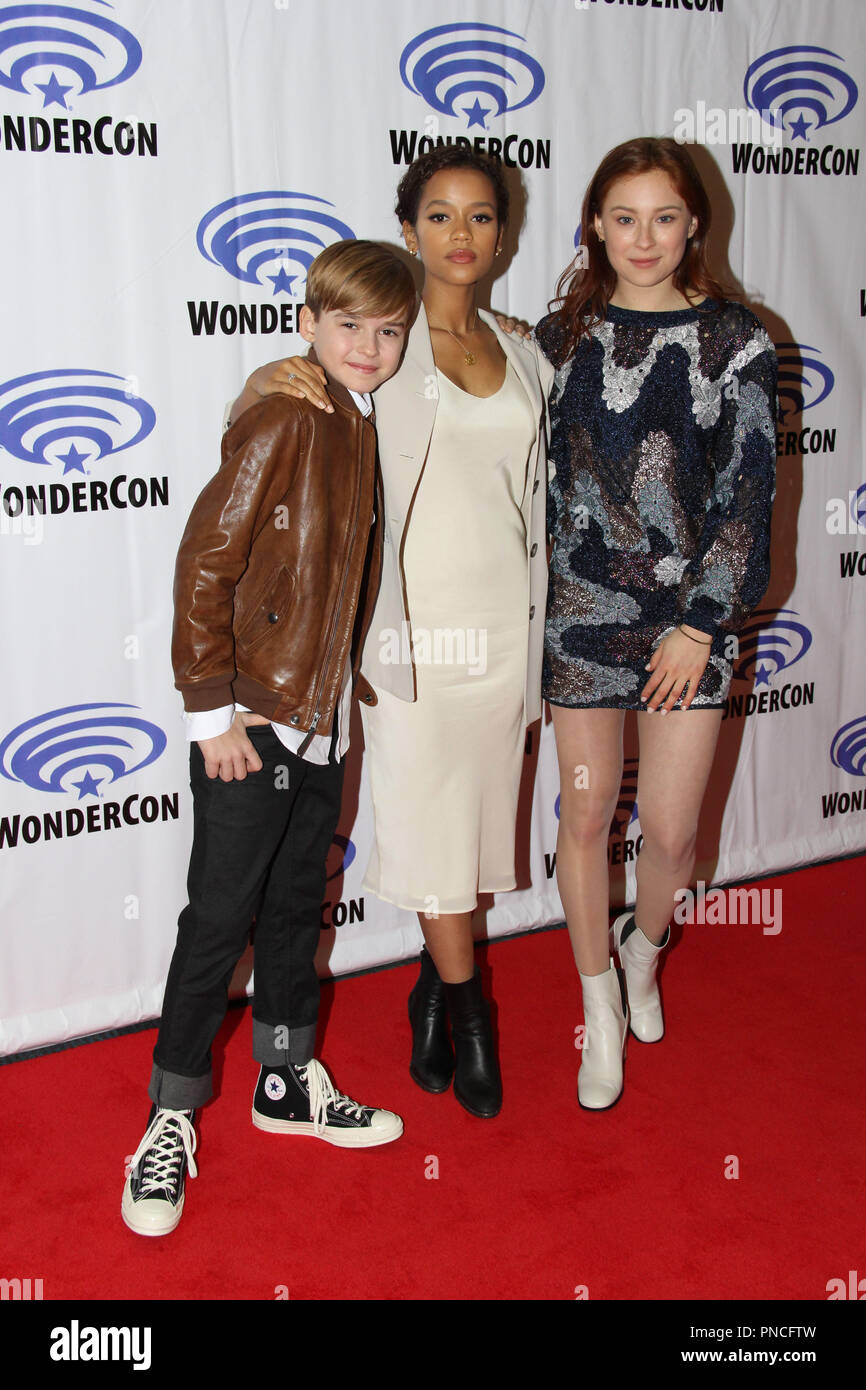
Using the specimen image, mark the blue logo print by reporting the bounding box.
[400,22,544,130]
[196,192,356,297]
[613,757,639,833]
[851,484,866,531]
[0,703,166,798]
[744,46,858,142]
[774,343,834,421]
[733,609,812,686]
[830,717,866,777]
[0,368,154,474]
[0,1,141,109]
[326,833,356,882]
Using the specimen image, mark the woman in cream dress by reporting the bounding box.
[236,148,552,1118]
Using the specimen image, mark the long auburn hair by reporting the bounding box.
[549,137,733,361]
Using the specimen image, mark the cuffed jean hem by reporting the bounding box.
[253,1017,317,1067]
[149,1062,212,1111]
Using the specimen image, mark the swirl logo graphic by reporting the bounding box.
[733,609,812,686]
[0,703,166,799]
[613,757,639,833]
[0,1,141,110]
[326,833,356,882]
[774,343,834,422]
[830,716,866,777]
[400,22,545,130]
[196,192,355,297]
[0,369,155,475]
[744,46,858,142]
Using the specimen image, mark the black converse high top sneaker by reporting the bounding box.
[121,1106,197,1236]
[251,1060,402,1147]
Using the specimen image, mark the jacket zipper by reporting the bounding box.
[296,421,366,756]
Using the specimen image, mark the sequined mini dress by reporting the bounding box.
[536,299,777,710]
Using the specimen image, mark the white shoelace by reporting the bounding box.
[129,1108,198,1195]
[300,1059,366,1135]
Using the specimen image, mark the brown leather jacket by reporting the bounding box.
[171,373,382,748]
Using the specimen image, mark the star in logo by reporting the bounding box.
[267,1078,282,1095]
[754,662,773,688]
[461,98,490,131]
[267,265,297,295]
[788,114,811,141]
[58,442,90,475]
[35,72,74,110]
[73,771,103,800]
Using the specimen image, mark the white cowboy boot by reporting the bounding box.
[610,912,669,1043]
[577,959,628,1110]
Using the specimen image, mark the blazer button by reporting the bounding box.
[267,611,279,623]
[529,605,536,619]
[290,714,300,725]
[530,543,538,557]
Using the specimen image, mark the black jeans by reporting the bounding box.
[149,727,344,1109]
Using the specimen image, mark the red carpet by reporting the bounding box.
[2,857,864,1302]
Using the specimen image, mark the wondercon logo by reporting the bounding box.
[196,192,356,298]
[744,46,858,142]
[830,717,866,777]
[0,702,166,799]
[774,343,834,422]
[399,21,544,130]
[0,0,142,109]
[326,833,356,882]
[0,369,155,475]
[613,757,639,833]
[733,609,812,686]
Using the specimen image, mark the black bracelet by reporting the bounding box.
[678,625,712,646]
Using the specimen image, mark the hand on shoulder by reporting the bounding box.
[492,311,532,339]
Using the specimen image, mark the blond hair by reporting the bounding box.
[306,239,417,324]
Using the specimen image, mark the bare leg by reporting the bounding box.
[417,911,475,983]
[634,709,723,943]
[550,707,625,976]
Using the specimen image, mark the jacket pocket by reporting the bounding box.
[234,565,296,654]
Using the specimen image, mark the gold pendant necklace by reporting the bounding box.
[430,315,478,365]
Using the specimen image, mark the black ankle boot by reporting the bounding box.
[408,948,455,1093]
[443,969,502,1118]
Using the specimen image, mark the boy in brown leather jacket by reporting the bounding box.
[122,241,416,1236]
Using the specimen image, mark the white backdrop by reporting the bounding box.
[1,0,864,1056]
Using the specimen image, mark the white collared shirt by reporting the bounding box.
[184,389,373,764]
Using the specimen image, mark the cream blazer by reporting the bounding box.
[362,304,554,726]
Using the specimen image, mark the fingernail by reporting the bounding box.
[660,709,668,716]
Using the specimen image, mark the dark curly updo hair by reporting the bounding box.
[395,145,509,228]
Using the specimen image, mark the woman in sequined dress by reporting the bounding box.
[536,138,777,1110]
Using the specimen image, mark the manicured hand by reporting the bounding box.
[493,313,532,339]
[641,626,712,712]
[198,724,263,781]
[248,356,331,411]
